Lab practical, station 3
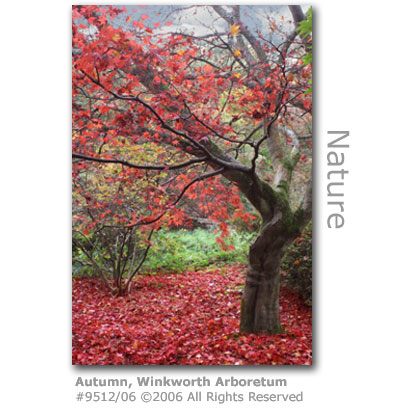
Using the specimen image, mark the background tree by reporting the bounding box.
[72,5,312,334]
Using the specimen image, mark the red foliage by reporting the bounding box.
[72,265,311,365]
[72,6,312,237]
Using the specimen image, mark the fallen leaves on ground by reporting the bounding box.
[72,264,312,365]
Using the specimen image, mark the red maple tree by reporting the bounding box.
[72,5,312,334]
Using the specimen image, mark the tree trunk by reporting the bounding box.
[240,213,295,334]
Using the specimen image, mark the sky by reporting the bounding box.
[110,5,311,44]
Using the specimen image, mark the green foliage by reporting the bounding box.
[281,221,312,305]
[297,7,312,45]
[297,7,312,94]
[143,228,256,273]
[73,227,256,277]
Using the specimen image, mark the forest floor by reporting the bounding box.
[72,264,312,365]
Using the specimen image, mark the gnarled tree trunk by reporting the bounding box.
[240,213,296,334]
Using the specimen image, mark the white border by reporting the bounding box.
[1,1,409,409]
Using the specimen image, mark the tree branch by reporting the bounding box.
[72,152,208,171]
[81,70,251,174]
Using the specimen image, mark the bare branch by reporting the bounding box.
[124,229,155,293]
[72,237,114,292]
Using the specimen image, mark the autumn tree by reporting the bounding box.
[72,5,312,334]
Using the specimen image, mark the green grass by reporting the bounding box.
[142,228,256,273]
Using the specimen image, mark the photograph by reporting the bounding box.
[72,4,312,365]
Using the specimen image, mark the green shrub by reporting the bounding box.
[142,228,256,272]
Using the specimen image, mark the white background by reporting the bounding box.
[1,1,408,409]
